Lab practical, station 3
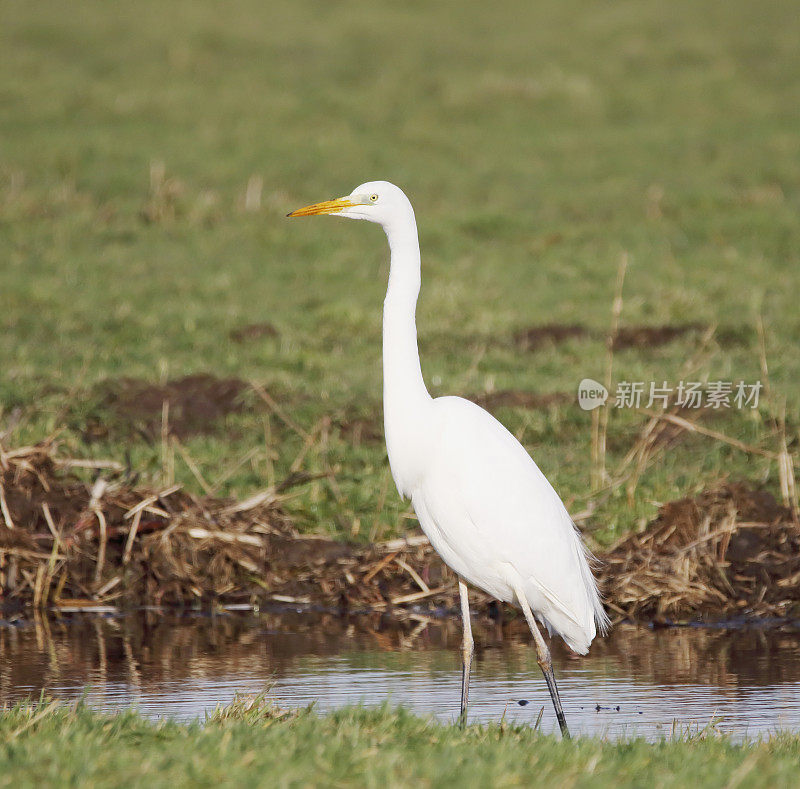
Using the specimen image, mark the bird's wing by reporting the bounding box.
[423,396,601,643]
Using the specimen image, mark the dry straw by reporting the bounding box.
[1,439,798,622]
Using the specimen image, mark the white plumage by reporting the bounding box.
[289,180,608,736]
[413,396,605,655]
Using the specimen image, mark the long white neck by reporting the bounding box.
[381,213,434,497]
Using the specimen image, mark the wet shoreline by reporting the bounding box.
[3,609,800,739]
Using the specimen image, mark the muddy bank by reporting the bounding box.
[1,443,798,623]
[512,322,750,352]
[0,442,458,614]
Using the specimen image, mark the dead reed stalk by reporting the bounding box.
[756,315,799,523]
[592,252,628,489]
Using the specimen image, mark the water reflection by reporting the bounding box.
[1,610,799,739]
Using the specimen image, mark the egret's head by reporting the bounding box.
[287,181,412,228]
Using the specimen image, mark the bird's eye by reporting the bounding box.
[370,193,379,202]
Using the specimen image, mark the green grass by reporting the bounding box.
[0,700,797,788]
[2,0,799,543]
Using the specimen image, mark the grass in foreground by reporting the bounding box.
[2,0,799,544]
[0,699,797,788]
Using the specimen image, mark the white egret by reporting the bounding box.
[288,181,608,737]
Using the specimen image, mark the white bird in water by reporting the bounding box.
[288,181,608,737]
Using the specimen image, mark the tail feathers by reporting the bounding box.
[520,522,610,655]
[545,524,610,654]
[575,526,611,636]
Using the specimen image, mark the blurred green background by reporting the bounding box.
[2,0,798,542]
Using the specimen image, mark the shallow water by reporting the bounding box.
[2,610,800,740]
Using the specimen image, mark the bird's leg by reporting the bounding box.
[514,586,570,739]
[458,578,474,727]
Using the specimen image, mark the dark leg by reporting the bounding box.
[458,578,474,726]
[514,584,570,739]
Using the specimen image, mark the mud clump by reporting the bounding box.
[331,403,384,445]
[715,326,753,347]
[513,322,743,353]
[336,415,383,445]
[471,390,570,411]
[513,324,589,351]
[229,323,279,343]
[100,374,250,440]
[612,323,706,350]
[601,483,800,621]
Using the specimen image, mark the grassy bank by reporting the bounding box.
[2,0,799,545]
[0,700,797,788]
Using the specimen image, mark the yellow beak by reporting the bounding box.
[286,196,355,218]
